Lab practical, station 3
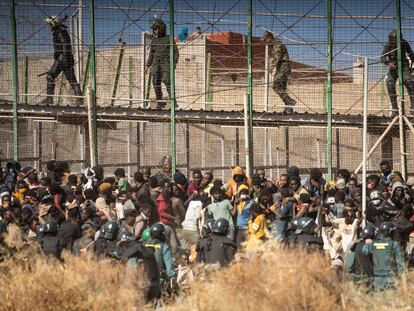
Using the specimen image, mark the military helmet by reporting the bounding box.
[203,219,215,232]
[378,221,396,238]
[212,218,229,235]
[43,220,58,234]
[388,29,397,40]
[201,218,215,236]
[151,18,166,35]
[102,220,120,241]
[361,223,376,239]
[118,230,135,243]
[141,228,151,241]
[294,217,317,234]
[150,223,165,239]
[46,16,63,28]
[261,30,274,41]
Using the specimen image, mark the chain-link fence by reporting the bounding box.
[1,0,414,180]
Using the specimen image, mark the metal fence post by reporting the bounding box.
[326,0,333,180]
[88,0,98,165]
[10,0,19,161]
[247,0,254,177]
[396,0,407,179]
[169,0,176,175]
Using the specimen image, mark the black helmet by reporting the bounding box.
[43,220,58,234]
[118,230,135,243]
[378,222,396,238]
[361,223,376,239]
[294,217,316,234]
[201,219,215,236]
[212,218,229,235]
[102,221,120,241]
[150,223,165,240]
[151,18,166,36]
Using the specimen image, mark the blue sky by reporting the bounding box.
[1,0,414,76]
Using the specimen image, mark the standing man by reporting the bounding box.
[261,31,296,113]
[381,30,414,117]
[363,222,404,292]
[145,18,179,109]
[40,16,83,105]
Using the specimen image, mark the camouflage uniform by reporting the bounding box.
[147,19,179,104]
[380,30,414,113]
[269,37,296,107]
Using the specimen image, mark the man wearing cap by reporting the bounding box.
[381,30,414,116]
[261,31,296,113]
[145,18,179,109]
[40,16,83,106]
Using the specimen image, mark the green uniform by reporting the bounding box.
[144,239,176,283]
[362,237,404,291]
[269,37,295,106]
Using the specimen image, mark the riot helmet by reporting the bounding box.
[360,223,376,239]
[212,218,229,235]
[102,221,120,241]
[150,223,165,240]
[378,221,396,238]
[43,220,58,234]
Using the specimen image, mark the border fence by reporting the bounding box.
[1,0,414,180]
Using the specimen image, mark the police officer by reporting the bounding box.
[363,222,404,291]
[203,218,236,267]
[144,223,176,285]
[380,30,414,116]
[285,217,323,251]
[145,18,179,109]
[346,223,375,289]
[121,234,161,303]
[40,16,83,106]
[38,220,62,259]
[261,31,296,113]
[195,218,215,263]
[94,220,119,257]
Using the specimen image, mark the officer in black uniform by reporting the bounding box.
[94,220,119,257]
[145,18,179,108]
[363,221,404,292]
[40,16,83,106]
[203,218,236,267]
[38,220,62,259]
[346,223,375,288]
[195,218,215,263]
[285,217,323,251]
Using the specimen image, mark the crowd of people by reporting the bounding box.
[0,156,413,302]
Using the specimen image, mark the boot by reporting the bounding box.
[283,96,296,113]
[285,97,297,107]
[38,96,53,106]
[72,84,84,106]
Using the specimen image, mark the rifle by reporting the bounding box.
[37,71,49,77]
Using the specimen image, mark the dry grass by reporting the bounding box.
[169,242,414,311]
[0,241,413,311]
[171,243,342,311]
[0,253,144,311]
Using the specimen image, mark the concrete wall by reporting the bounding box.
[0,39,409,178]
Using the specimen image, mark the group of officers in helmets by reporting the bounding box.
[37,216,236,302]
[38,212,404,300]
